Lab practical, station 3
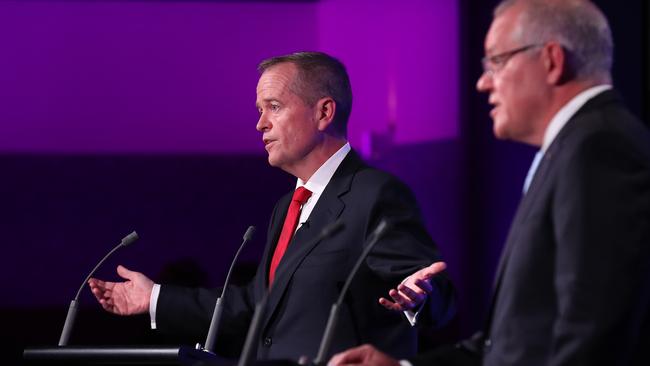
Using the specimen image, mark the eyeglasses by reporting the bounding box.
[481,44,543,76]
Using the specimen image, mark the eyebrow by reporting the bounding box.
[484,45,497,56]
[256,98,279,108]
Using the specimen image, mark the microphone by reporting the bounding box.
[237,219,345,366]
[58,231,139,346]
[201,225,256,353]
[313,219,392,365]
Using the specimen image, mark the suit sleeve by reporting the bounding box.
[156,282,256,357]
[365,176,456,328]
[550,129,650,364]
[154,198,285,356]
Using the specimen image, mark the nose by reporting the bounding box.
[476,70,493,93]
[256,112,271,132]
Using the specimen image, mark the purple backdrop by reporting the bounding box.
[0,0,317,153]
[0,0,457,154]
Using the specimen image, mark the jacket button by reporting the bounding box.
[263,337,272,347]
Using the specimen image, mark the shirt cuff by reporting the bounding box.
[149,283,161,329]
[404,309,419,326]
[399,360,413,366]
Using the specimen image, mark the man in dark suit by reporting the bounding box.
[329,1,650,365]
[88,52,455,361]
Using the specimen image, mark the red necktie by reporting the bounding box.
[268,186,312,286]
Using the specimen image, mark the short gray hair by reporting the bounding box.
[258,52,352,137]
[495,0,613,82]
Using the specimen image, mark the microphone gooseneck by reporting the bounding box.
[58,231,139,346]
[313,219,391,365]
[203,226,256,354]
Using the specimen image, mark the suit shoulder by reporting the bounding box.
[353,163,413,190]
[564,104,650,162]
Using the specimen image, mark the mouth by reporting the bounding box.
[263,138,276,151]
[489,105,499,118]
[488,100,500,119]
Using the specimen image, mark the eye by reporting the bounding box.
[491,54,508,66]
[270,103,280,112]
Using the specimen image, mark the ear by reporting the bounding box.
[543,42,566,85]
[315,97,336,131]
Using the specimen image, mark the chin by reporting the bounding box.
[268,154,289,170]
[266,154,278,167]
[493,117,516,140]
[492,123,507,140]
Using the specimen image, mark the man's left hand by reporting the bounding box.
[378,261,446,312]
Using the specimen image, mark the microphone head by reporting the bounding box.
[243,226,256,241]
[374,219,391,237]
[120,231,139,246]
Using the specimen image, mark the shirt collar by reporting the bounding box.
[296,142,351,195]
[541,84,612,152]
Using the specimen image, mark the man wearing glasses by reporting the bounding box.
[329,0,650,365]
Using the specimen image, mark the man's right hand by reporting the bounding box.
[88,265,153,315]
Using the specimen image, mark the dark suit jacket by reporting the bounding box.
[156,150,456,361]
[412,90,650,366]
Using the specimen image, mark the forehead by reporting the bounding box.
[256,63,298,100]
[485,5,524,53]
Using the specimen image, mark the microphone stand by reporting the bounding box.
[58,231,139,346]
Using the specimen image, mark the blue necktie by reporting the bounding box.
[523,151,544,194]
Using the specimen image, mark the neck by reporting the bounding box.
[288,136,347,182]
[529,79,607,146]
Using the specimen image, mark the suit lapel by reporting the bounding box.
[260,193,293,287]
[262,151,362,330]
[491,145,556,289]
[486,145,556,325]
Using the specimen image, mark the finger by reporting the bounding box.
[88,278,106,289]
[116,265,135,280]
[90,278,116,292]
[88,281,98,292]
[417,261,447,280]
[378,297,401,311]
[397,284,425,303]
[99,299,113,312]
[389,289,414,309]
[414,278,433,293]
[90,287,105,301]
